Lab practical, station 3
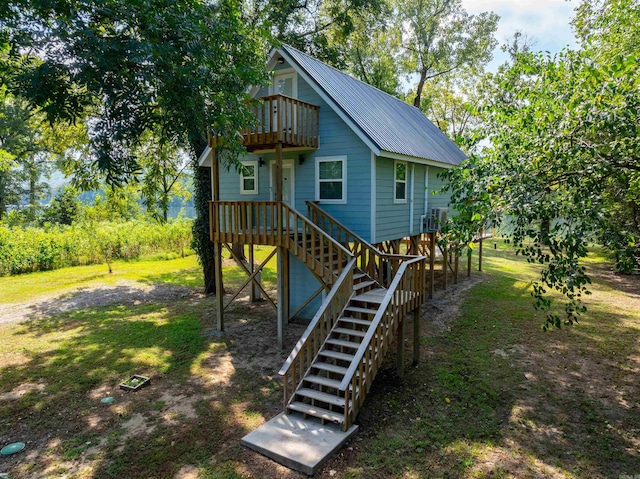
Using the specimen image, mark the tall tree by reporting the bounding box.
[442,45,639,329]
[1,0,269,293]
[342,6,402,95]
[247,0,385,67]
[394,0,499,108]
[136,133,191,223]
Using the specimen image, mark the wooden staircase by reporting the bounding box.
[210,200,425,431]
[279,203,425,431]
[286,278,384,428]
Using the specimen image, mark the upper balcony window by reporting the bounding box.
[271,70,297,98]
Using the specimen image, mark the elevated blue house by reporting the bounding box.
[199,45,467,464]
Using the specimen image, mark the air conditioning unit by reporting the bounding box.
[424,208,448,232]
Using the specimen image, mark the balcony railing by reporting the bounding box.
[241,94,319,151]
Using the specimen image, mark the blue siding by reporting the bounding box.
[288,253,323,319]
[411,164,427,235]
[220,71,374,241]
[375,156,411,242]
[297,74,372,240]
[427,166,452,212]
[375,159,454,241]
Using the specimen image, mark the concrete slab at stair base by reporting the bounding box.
[240,412,358,475]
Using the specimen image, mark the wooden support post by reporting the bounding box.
[412,308,420,366]
[429,232,435,299]
[397,315,405,378]
[442,243,448,291]
[276,247,289,348]
[248,244,261,302]
[467,248,472,277]
[214,241,224,331]
[211,145,224,332]
[410,235,419,256]
[478,231,484,272]
[454,246,459,285]
[275,142,283,202]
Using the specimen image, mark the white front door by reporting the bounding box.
[271,160,295,207]
[270,71,298,133]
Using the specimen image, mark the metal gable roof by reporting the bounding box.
[279,44,467,166]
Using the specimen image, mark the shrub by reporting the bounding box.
[0,219,193,276]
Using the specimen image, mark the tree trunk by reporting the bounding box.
[413,67,428,108]
[540,218,550,246]
[0,172,7,219]
[232,243,246,261]
[190,135,218,295]
[29,163,37,219]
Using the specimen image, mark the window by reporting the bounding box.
[394,160,407,203]
[316,156,346,203]
[270,70,297,98]
[240,161,258,195]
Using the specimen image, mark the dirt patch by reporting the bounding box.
[1,280,200,325]
[420,274,484,334]
[0,382,46,401]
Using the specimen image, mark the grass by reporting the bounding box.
[0,245,278,305]
[0,243,638,478]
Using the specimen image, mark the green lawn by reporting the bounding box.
[0,244,638,478]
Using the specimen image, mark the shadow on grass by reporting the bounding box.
[338,260,640,478]
[2,246,639,478]
[0,288,307,479]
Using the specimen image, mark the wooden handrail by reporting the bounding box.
[338,255,425,425]
[306,201,422,287]
[242,94,319,149]
[339,256,424,392]
[278,258,356,405]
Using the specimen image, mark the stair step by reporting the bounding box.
[288,401,343,424]
[304,375,342,389]
[353,280,375,291]
[353,289,386,304]
[312,362,348,375]
[353,273,366,281]
[339,317,373,326]
[326,338,361,349]
[319,350,355,362]
[344,306,378,316]
[295,388,347,407]
[333,327,366,338]
[305,375,360,392]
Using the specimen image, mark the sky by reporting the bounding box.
[461,0,579,71]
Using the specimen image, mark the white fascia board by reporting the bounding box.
[370,151,376,244]
[378,150,459,169]
[198,145,212,167]
[278,49,382,157]
[248,47,288,98]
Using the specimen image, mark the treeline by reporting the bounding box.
[0,219,192,276]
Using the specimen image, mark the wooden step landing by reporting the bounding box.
[241,412,358,476]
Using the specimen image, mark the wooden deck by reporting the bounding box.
[241,94,319,151]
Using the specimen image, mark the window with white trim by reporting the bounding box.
[394,160,407,203]
[316,156,346,203]
[240,161,258,195]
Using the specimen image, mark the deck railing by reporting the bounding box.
[209,201,353,285]
[306,201,416,288]
[339,255,426,426]
[278,258,356,406]
[242,94,319,150]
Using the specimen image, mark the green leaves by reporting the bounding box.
[442,23,640,328]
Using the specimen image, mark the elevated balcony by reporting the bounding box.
[241,94,319,152]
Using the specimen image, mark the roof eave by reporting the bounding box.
[378,150,462,169]
[278,46,382,157]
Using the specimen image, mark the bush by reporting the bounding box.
[0,219,193,276]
